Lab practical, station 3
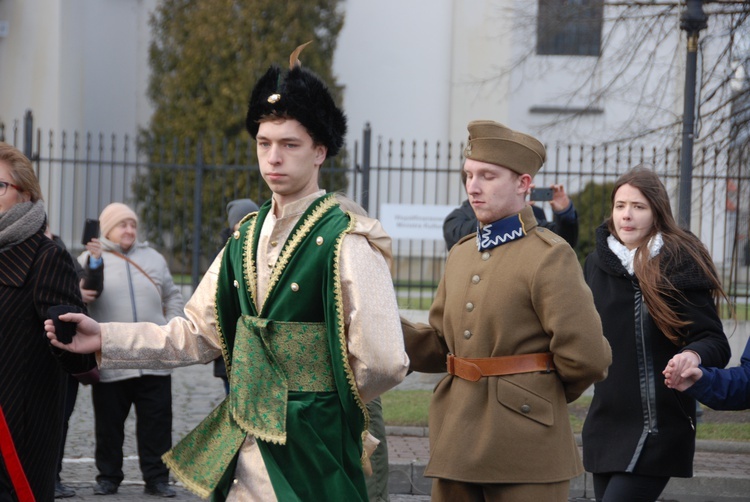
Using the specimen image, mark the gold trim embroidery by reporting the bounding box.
[333,212,371,447]
[243,214,259,312]
[259,196,338,313]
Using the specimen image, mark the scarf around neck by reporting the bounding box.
[477,212,527,252]
[0,200,47,253]
[607,232,663,275]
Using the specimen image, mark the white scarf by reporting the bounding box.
[607,232,663,275]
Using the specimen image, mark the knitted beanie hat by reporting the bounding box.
[99,202,138,239]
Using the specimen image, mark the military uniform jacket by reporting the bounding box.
[402,206,611,484]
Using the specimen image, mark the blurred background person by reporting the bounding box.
[0,142,96,501]
[78,202,184,497]
[212,198,258,395]
[582,165,730,502]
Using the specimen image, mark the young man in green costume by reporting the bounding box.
[45,44,409,501]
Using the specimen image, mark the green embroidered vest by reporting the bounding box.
[163,194,368,502]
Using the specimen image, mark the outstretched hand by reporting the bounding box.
[663,352,703,391]
[44,312,103,354]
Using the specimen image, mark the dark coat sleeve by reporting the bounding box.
[686,338,750,410]
[550,206,579,248]
[80,256,104,294]
[677,288,731,369]
[34,243,97,374]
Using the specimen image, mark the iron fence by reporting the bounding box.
[1,115,748,318]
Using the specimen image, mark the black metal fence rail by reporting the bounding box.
[2,116,749,318]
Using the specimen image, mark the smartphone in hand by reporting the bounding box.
[81,219,100,245]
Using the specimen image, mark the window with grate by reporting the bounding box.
[537,0,603,56]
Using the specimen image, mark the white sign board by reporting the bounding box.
[379,203,457,240]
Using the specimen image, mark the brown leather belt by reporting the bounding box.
[446,352,555,382]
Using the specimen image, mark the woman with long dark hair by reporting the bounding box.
[582,165,731,502]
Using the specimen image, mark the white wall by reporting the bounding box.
[0,0,156,139]
[334,0,517,153]
[333,0,455,149]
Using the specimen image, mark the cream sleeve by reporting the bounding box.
[99,252,224,369]
[339,232,409,403]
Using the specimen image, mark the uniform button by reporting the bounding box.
[316,236,324,245]
[463,330,472,339]
[482,252,490,261]
[471,275,480,284]
[267,261,273,268]
[233,230,240,239]
[466,302,474,312]
[271,240,278,247]
[291,283,299,292]
[233,479,239,485]
[520,404,531,414]
[233,280,239,288]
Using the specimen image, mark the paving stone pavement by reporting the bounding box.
[57,364,750,501]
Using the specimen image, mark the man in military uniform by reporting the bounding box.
[402,120,612,502]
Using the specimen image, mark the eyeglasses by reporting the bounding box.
[0,181,22,196]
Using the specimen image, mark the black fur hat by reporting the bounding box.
[246,44,347,159]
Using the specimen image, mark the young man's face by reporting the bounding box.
[256,119,327,208]
[464,158,530,224]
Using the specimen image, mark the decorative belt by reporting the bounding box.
[447,352,555,382]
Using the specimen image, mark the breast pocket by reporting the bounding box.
[496,375,555,426]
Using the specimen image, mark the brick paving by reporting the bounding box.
[56,363,750,501]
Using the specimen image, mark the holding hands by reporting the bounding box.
[663,351,703,391]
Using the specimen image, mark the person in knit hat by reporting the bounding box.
[99,202,138,241]
[47,43,408,502]
[401,120,612,502]
[77,202,184,497]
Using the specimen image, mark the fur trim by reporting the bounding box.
[246,65,347,159]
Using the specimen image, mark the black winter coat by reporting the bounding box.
[0,228,96,501]
[582,224,730,478]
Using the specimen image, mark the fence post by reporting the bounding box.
[362,122,371,214]
[23,110,33,159]
[192,138,204,291]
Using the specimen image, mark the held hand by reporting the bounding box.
[665,366,703,391]
[549,184,571,212]
[663,352,702,391]
[44,312,102,353]
[86,238,102,259]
